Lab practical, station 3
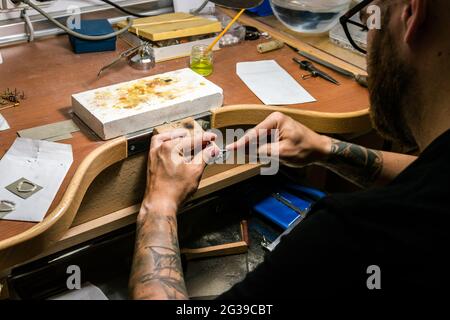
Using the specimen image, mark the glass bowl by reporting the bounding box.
[269,0,352,34]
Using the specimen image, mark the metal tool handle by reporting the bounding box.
[294,58,313,71]
[97,43,147,78]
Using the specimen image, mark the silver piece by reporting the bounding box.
[205,148,230,165]
[261,32,271,40]
[5,178,43,200]
[0,200,15,213]
[260,236,271,250]
[214,149,230,163]
[17,180,37,193]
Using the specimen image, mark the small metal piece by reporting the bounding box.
[212,148,230,164]
[261,32,271,40]
[297,49,355,78]
[245,26,261,41]
[260,235,271,250]
[17,180,37,193]
[0,200,15,213]
[5,178,43,200]
[126,129,153,156]
[271,192,305,216]
[263,215,304,252]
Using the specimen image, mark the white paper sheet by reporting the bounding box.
[0,114,9,131]
[0,138,73,222]
[236,60,316,105]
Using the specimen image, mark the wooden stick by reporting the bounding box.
[181,241,248,261]
[207,8,246,52]
[132,17,201,28]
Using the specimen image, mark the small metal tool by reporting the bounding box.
[271,192,305,216]
[293,58,340,85]
[287,44,368,88]
[97,42,153,78]
[297,50,368,88]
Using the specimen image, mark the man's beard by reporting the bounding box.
[367,24,418,148]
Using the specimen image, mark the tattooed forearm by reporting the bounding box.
[319,139,384,188]
[129,208,188,300]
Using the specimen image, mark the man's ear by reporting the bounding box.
[402,0,427,44]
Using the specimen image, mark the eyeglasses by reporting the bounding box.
[339,0,375,54]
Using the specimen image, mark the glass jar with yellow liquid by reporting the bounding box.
[190,45,214,77]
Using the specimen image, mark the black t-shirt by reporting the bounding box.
[219,130,450,299]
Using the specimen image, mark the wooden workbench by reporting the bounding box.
[0,13,370,277]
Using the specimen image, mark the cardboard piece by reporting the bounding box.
[72,68,224,140]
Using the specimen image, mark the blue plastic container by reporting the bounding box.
[69,19,116,54]
[248,0,273,16]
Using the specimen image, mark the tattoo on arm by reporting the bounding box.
[321,140,384,188]
[130,213,188,300]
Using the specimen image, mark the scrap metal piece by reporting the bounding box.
[212,148,230,164]
[6,178,43,200]
[17,180,38,193]
[0,200,15,213]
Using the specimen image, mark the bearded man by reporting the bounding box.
[129,0,450,298]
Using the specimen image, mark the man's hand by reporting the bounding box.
[227,112,417,188]
[227,112,331,167]
[144,129,220,209]
[130,129,220,300]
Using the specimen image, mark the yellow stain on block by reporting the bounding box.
[116,13,222,42]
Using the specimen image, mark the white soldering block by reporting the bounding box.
[72,68,223,140]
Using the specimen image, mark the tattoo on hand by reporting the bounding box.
[323,140,383,188]
[130,214,188,300]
